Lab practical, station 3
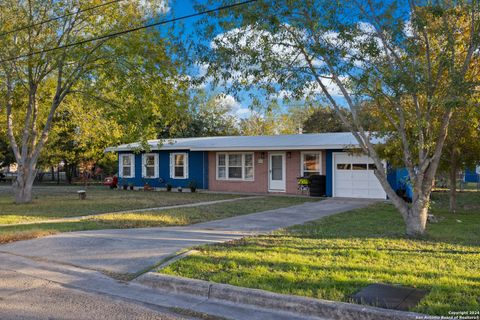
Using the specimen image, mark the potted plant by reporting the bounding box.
[188,180,198,193]
[165,183,172,192]
[177,186,182,192]
[128,183,134,190]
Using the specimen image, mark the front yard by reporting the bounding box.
[0,185,241,224]
[162,192,480,316]
[0,185,316,244]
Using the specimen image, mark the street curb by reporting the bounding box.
[135,273,426,320]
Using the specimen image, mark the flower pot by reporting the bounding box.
[122,185,128,190]
[190,187,196,193]
[129,185,134,190]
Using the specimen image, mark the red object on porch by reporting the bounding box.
[104,176,118,189]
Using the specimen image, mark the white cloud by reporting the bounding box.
[269,89,293,100]
[211,24,310,86]
[214,94,252,118]
[139,0,170,16]
[303,75,351,97]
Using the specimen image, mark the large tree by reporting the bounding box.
[173,92,240,138]
[303,107,350,133]
[195,0,480,235]
[0,0,186,203]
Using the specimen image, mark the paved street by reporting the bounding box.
[0,269,187,320]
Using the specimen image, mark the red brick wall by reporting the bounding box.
[208,150,324,195]
[286,151,301,194]
[208,151,268,193]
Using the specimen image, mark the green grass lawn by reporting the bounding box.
[162,192,480,316]
[0,185,242,224]
[0,195,315,244]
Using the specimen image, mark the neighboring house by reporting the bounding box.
[106,133,407,199]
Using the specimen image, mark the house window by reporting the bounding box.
[244,153,254,180]
[120,154,134,178]
[301,152,321,177]
[170,153,188,179]
[142,153,158,178]
[217,154,227,179]
[228,154,242,179]
[216,153,254,181]
[352,163,368,170]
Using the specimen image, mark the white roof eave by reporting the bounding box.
[189,145,357,151]
[106,145,359,153]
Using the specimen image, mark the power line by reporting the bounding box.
[0,0,257,63]
[0,0,124,38]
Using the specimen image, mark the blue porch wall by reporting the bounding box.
[117,150,208,189]
[325,149,411,198]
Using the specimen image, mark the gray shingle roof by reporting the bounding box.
[105,132,376,152]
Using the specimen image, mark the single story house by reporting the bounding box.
[105,132,406,199]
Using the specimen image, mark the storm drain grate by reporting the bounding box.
[351,283,428,311]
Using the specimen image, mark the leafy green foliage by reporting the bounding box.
[0,1,190,200]
[302,107,350,133]
[0,135,15,168]
[173,92,240,138]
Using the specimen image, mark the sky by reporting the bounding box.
[165,0,350,119]
[161,0,255,118]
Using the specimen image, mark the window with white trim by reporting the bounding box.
[170,153,188,179]
[301,152,321,177]
[142,153,158,178]
[119,154,135,178]
[216,153,254,181]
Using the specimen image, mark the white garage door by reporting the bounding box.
[333,153,386,199]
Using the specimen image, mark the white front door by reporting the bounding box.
[269,153,286,191]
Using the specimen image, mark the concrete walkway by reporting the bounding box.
[0,198,374,275]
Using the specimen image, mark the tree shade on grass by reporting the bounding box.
[162,192,480,316]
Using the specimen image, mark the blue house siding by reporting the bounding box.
[117,150,208,189]
[325,149,342,197]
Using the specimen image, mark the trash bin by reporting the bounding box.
[309,175,326,197]
[77,190,86,200]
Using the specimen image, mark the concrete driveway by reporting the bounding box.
[0,198,374,275]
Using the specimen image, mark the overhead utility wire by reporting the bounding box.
[0,0,257,63]
[0,0,124,38]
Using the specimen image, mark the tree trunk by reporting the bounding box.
[65,163,74,184]
[449,156,457,213]
[404,201,429,236]
[13,163,36,204]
